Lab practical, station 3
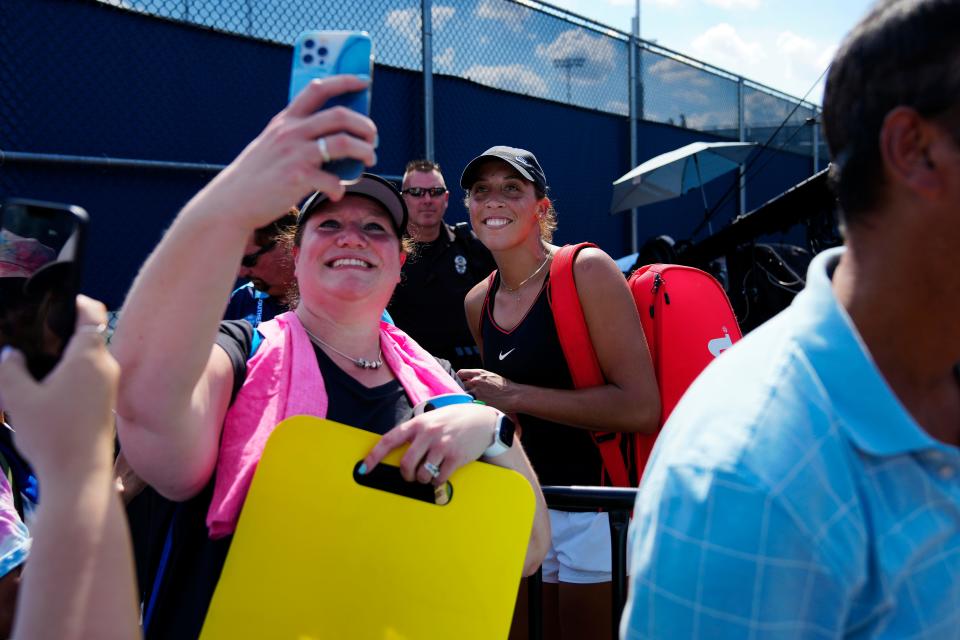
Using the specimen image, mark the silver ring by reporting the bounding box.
[317,137,332,163]
[423,461,441,479]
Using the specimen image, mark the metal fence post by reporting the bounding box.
[627,5,640,254]
[738,77,747,216]
[422,0,435,162]
[608,509,631,639]
[812,108,820,173]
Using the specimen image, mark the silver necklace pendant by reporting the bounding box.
[357,357,383,370]
[300,321,383,370]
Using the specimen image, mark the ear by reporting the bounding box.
[880,106,944,198]
[537,196,551,218]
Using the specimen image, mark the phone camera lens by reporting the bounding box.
[318,46,328,56]
[304,39,315,49]
[302,54,314,64]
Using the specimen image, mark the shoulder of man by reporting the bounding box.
[230,282,269,300]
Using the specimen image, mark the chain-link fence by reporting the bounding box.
[97,0,820,152]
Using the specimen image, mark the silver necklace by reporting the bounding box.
[501,255,551,299]
[301,325,383,370]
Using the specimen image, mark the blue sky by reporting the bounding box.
[543,0,875,104]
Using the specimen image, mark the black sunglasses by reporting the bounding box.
[401,187,447,198]
[241,240,277,268]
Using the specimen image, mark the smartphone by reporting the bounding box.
[0,199,87,380]
[289,30,373,183]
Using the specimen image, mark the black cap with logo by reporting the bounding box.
[459,146,548,193]
[299,173,408,237]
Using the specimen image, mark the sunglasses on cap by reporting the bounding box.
[241,240,276,268]
[401,187,447,198]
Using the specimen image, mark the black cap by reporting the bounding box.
[299,173,408,237]
[460,146,548,193]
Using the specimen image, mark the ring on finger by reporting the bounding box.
[423,460,441,479]
[317,136,332,163]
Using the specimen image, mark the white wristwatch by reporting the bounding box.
[482,413,516,459]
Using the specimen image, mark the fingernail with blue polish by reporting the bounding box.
[358,463,368,475]
[1,347,13,362]
[373,134,379,149]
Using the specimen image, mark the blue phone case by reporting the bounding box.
[289,31,373,183]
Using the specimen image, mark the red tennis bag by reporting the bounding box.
[550,244,742,487]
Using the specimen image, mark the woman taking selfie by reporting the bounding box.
[111,80,549,637]
[458,146,659,640]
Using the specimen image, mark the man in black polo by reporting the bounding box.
[388,159,495,370]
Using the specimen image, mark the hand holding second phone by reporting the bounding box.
[0,295,118,482]
[457,368,522,414]
[195,75,378,230]
[362,403,501,486]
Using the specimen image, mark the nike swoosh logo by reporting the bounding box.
[498,348,516,360]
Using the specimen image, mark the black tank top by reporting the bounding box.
[480,272,603,487]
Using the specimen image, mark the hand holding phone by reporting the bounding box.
[0,295,117,476]
[0,199,86,380]
[290,31,373,183]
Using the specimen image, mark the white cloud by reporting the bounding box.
[648,58,714,88]
[605,99,629,114]
[703,0,761,9]
[534,29,617,85]
[609,0,680,6]
[432,5,456,28]
[463,64,548,96]
[685,110,738,130]
[776,31,817,59]
[475,0,532,31]
[691,23,765,74]
[435,46,455,69]
[744,89,793,126]
[774,31,836,100]
[385,5,456,50]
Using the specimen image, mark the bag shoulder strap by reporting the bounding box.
[548,243,632,487]
[548,243,604,388]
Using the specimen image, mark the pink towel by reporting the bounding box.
[206,311,462,538]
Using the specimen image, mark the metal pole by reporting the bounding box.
[628,0,640,254]
[552,57,585,103]
[0,150,227,172]
[812,109,820,173]
[422,0,435,161]
[693,154,713,235]
[609,510,631,640]
[738,77,747,216]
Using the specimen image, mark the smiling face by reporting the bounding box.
[466,160,544,251]
[293,195,403,311]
